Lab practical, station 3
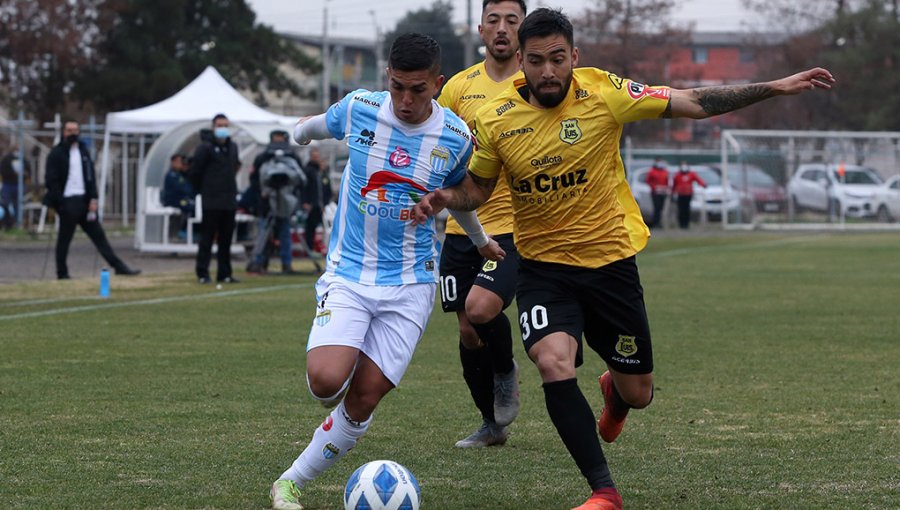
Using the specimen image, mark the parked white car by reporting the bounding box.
[787,164,882,218]
[873,174,900,222]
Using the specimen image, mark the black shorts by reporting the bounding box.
[516,256,653,374]
[438,233,519,313]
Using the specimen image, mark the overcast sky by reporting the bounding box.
[246,0,757,41]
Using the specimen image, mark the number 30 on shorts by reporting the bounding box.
[519,305,548,340]
[440,275,458,303]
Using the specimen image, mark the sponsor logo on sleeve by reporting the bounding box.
[608,73,625,89]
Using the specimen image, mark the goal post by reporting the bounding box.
[721,129,900,230]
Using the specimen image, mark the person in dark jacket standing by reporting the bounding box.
[43,120,140,279]
[300,147,331,254]
[189,113,241,284]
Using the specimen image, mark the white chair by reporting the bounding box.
[145,186,182,246]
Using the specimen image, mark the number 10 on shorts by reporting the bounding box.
[440,275,458,303]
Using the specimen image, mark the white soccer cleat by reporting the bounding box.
[270,479,304,510]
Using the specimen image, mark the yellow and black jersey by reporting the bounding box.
[469,67,670,268]
[438,61,522,236]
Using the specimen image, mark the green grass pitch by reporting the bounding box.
[1,232,897,509]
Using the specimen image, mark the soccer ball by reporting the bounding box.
[344,460,421,510]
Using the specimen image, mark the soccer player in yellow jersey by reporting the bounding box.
[437,0,526,449]
[414,8,834,510]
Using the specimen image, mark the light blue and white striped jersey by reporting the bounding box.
[323,89,474,286]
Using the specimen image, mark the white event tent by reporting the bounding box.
[98,66,299,253]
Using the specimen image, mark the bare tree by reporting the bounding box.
[0,0,110,120]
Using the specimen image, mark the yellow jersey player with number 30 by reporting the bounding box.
[414,8,833,510]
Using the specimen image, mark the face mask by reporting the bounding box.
[66,134,80,145]
[214,127,230,139]
[680,166,689,172]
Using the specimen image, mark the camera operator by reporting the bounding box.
[246,130,306,274]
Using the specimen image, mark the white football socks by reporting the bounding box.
[279,401,372,487]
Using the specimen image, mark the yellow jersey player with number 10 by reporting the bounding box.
[436,0,527,449]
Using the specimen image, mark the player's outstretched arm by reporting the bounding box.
[293,114,331,145]
[412,172,497,224]
[665,67,835,119]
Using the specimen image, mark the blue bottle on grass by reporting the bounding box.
[99,268,110,298]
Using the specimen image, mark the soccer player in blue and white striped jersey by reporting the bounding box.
[270,33,505,510]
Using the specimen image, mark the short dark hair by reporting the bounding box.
[170,154,182,162]
[483,0,527,15]
[388,33,441,75]
[212,113,228,125]
[517,7,573,50]
[269,130,289,141]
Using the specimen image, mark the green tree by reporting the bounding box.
[743,0,900,130]
[75,0,319,112]
[381,1,471,80]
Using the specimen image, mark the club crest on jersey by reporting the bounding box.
[482,260,497,272]
[430,146,450,173]
[615,335,638,357]
[315,309,332,327]
[389,146,412,168]
[560,119,582,145]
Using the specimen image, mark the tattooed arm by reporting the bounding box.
[412,172,497,224]
[663,67,835,119]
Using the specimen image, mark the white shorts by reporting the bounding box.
[307,274,437,386]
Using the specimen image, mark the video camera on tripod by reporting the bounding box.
[259,140,306,219]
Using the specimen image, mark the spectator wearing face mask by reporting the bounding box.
[671,161,706,229]
[189,113,241,284]
[43,120,140,279]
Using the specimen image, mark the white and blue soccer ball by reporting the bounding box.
[344,460,421,510]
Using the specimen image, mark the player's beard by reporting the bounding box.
[487,42,515,62]
[526,68,573,108]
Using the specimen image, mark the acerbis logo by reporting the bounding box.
[512,168,587,193]
[460,94,486,101]
[499,127,534,139]
[530,155,563,168]
[495,100,515,116]
[354,129,376,147]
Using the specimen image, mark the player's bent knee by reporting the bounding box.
[306,369,353,406]
[464,297,502,325]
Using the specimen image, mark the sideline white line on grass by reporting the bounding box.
[642,233,831,259]
[0,283,314,321]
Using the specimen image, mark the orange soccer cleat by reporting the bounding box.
[571,488,624,510]
[597,371,629,443]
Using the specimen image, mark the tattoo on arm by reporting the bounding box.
[661,101,673,119]
[694,84,775,116]
[452,172,496,210]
